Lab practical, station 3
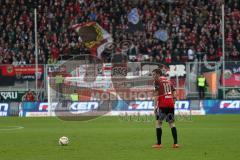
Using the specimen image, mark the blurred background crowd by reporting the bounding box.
[0,0,240,65]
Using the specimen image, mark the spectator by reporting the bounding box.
[230,47,240,60]
[197,73,207,99]
[235,36,240,52]
[23,89,35,102]
[50,44,60,62]
[165,52,172,63]
[187,46,195,61]
[0,0,239,65]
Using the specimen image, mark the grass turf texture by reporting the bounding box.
[0,115,239,160]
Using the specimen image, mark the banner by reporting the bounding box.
[110,100,153,111]
[203,100,240,114]
[20,100,205,117]
[48,65,67,74]
[0,65,44,86]
[20,102,101,117]
[225,89,240,99]
[0,65,15,86]
[0,103,9,116]
[0,65,15,76]
[4,100,240,117]
[221,61,240,87]
[109,100,205,115]
[20,102,52,117]
[0,91,35,102]
[14,65,44,81]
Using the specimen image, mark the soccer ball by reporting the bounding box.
[59,136,69,146]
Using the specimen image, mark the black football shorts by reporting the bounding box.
[156,108,175,122]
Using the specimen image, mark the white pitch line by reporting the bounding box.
[0,126,24,131]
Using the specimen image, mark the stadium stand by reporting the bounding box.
[0,0,239,64]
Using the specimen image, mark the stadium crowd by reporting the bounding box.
[0,0,240,65]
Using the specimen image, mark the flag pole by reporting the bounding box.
[221,4,225,99]
[34,5,38,100]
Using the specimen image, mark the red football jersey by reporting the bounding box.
[154,76,175,108]
[25,93,35,101]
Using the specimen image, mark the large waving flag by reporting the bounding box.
[72,22,113,58]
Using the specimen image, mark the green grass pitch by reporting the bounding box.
[0,115,239,160]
